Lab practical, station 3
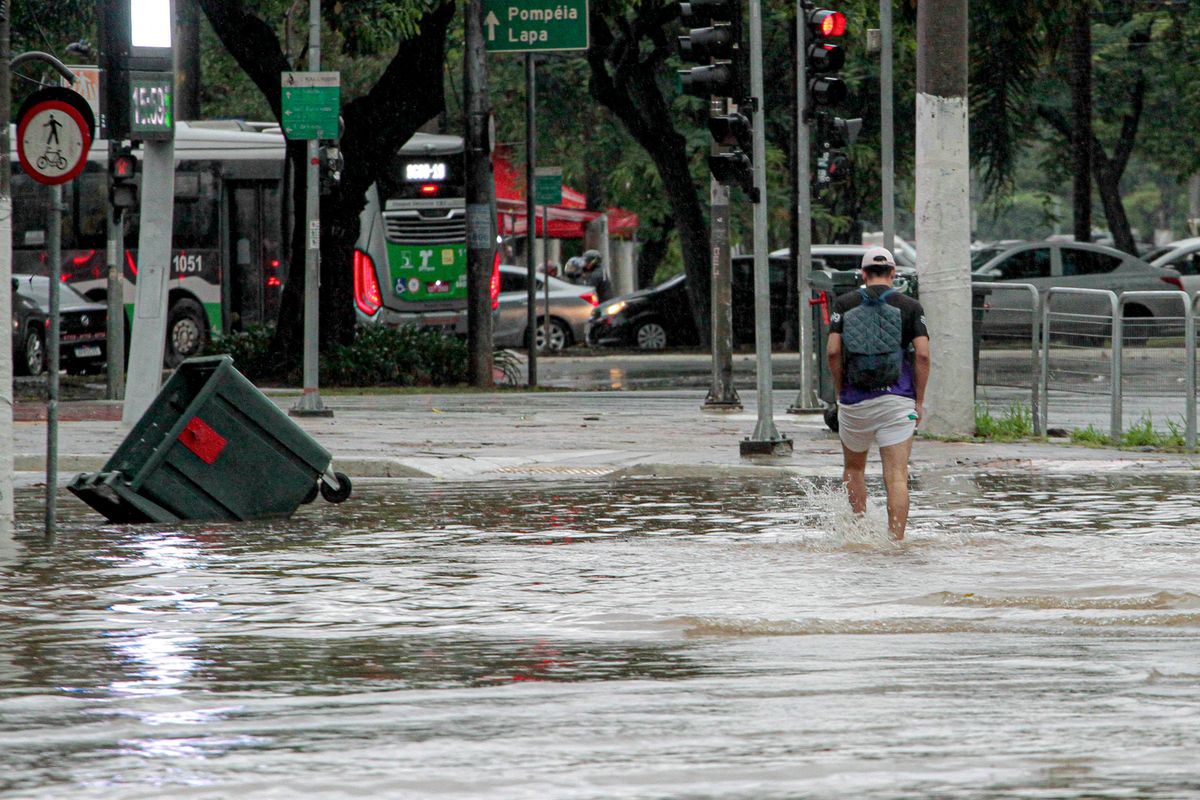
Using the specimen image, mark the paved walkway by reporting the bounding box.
[12,388,1197,485]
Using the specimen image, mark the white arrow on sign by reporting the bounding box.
[485,11,499,41]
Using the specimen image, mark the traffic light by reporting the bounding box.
[319,145,343,195]
[109,146,138,209]
[805,8,847,108]
[677,0,743,100]
[816,116,860,185]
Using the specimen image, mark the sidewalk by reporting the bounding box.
[12,388,1197,484]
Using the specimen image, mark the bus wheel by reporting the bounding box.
[166,299,207,367]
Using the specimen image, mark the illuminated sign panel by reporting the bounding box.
[130,0,173,48]
[129,74,174,137]
[405,162,448,182]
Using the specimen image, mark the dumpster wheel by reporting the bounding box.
[320,471,353,504]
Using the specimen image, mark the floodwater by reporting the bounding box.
[3,473,1200,799]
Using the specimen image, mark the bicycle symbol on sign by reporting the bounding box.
[37,149,68,171]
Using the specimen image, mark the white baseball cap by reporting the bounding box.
[861,246,897,269]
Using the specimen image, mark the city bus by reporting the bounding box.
[351,132,499,331]
[12,122,490,369]
[13,120,287,366]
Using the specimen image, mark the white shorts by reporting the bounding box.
[838,394,917,453]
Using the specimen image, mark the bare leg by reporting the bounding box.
[841,444,868,515]
[879,437,914,539]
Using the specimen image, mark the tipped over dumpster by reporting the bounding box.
[68,356,351,523]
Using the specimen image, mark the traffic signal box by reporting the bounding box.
[109,145,138,210]
[678,0,758,201]
[803,6,856,185]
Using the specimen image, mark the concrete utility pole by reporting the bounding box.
[0,0,14,551]
[915,0,972,436]
[464,0,495,387]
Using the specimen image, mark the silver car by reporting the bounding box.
[1149,237,1200,295]
[494,264,599,352]
[972,241,1184,341]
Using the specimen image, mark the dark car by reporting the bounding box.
[586,273,699,349]
[12,274,108,376]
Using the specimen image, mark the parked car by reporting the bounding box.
[1148,237,1200,294]
[11,274,107,376]
[493,264,599,352]
[971,241,1184,341]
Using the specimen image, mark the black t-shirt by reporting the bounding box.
[828,285,929,403]
[829,285,928,344]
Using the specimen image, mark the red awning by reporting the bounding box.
[491,148,638,239]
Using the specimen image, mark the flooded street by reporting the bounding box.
[3,473,1200,799]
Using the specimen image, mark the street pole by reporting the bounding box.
[106,148,125,401]
[0,0,15,551]
[524,53,537,387]
[465,0,496,387]
[741,0,791,456]
[290,0,332,417]
[880,0,895,254]
[915,0,972,436]
[704,98,741,412]
[46,184,62,536]
[788,2,819,414]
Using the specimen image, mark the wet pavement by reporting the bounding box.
[6,355,1200,798]
[3,474,1200,798]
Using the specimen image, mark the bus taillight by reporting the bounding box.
[420,184,439,196]
[490,250,501,311]
[354,249,382,316]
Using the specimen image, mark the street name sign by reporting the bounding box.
[534,166,563,206]
[483,0,589,52]
[280,71,341,140]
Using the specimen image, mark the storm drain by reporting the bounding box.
[490,465,612,476]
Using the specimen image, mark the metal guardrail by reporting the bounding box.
[1040,287,1120,441]
[973,281,1041,435]
[1118,291,1195,449]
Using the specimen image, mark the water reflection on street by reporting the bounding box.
[2,473,1199,798]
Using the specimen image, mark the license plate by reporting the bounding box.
[74,345,101,358]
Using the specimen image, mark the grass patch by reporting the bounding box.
[1068,415,1189,449]
[975,402,1033,441]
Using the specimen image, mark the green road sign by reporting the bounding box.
[483,0,589,52]
[534,166,563,206]
[280,72,340,140]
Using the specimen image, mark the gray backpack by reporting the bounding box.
[842,287,903,391]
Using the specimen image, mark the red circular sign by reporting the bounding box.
[17,98,92,186]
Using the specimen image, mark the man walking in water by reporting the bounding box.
[826,247,930,539]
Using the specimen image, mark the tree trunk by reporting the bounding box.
[1068,0,1092,242]
[586,4,711,344]
[199,1,455,365]
[174,0,202,120]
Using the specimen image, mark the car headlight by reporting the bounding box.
[603,300,627,316]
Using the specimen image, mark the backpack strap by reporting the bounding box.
[858,286,896,305]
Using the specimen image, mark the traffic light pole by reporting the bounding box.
[0,2,14,551]
[704,100,741,412]
[524,52,538,388]
[788,3,819,414]
[740,0,791,456]
[105,160,125,401]
[290,0,332,418]
[880,0,895,254]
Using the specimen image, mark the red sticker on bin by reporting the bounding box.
[179,416,227,464]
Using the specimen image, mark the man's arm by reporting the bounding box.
[912,335,930,423]
[827,332,843,396]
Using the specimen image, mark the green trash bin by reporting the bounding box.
[68,355,351,524]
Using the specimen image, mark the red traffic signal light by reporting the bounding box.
[809,10,846,37]
[111,153,136,180]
